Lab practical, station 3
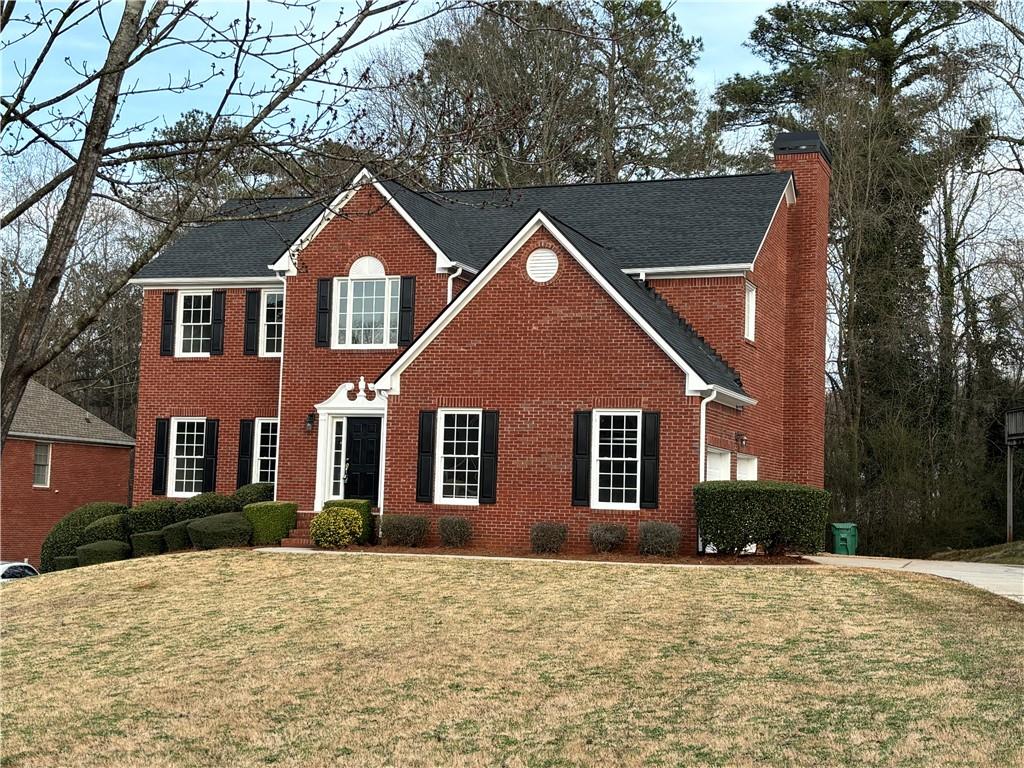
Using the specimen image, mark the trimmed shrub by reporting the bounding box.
[438,516,472,548]
[126,499,179,535]
[53,555,80,571]
[161,518,196,552]
[310,506,363,549]
[244,501,298,546]
[233,482,274,507]
[323,499,375,544]
[531,522,568,554]
[176,492,241,523]
[130,531,165,557]
[79,513,130,546]
[694,481,830,555]
[638,521,681,557]
[76,540,131,567]
[187,513,253,550]
[381,515,429,547]
[40,501,128,572]
[588,522,628,554]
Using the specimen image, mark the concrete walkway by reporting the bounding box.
[807,554,1024,603]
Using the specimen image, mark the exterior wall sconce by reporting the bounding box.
[305,412,316,433]
[735,432,748,448]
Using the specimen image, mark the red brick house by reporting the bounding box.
[0,379,134,566]
[130,132,830,552]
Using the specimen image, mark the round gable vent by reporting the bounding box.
[526,248,558,283]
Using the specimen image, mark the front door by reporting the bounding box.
[343,417,381,504]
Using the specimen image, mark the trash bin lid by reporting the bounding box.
[831,522,857,530]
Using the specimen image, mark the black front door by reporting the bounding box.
[344,417,382,504]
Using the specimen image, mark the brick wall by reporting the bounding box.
[1,438,131,566]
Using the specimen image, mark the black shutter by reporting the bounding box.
[237,419,255,488]
[480,410,499,504]
[416,410,436,502]
[315,279,332,347]
[640,411,660,508]
[243,290,260,356]
[202,419,219,492]
[160,292,176,356]
[152,418,170,495]
[398,276,416,346]
[210,290,226,355]
[572,411,591,506]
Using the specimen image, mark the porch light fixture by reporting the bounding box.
[305,412,316,433]
[735,432,748,448]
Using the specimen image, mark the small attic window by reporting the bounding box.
[526,248,558,283]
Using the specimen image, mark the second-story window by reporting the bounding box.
[744,281,756,342]
[333,256,400,348]
[261,290,284,356]
[177,291,212,356]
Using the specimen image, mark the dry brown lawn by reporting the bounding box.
[2,550,1022,768]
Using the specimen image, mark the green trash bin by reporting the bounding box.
[830,523,858,555]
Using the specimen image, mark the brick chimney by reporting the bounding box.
[773,131,831,488]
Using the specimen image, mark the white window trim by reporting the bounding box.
[330,276,400,350]
[168,416,206,498]
[252,418,280,484]
[434,408,483,506]
[590,409,642,511]
[705,446,732,482]
[736,453,758,481]
[744,281,756,342]
[175,290,213,358]
[32,442,51,488]
[258,288,284,357]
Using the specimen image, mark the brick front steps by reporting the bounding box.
[280,511,316,548]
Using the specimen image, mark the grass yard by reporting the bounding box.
[2,552,1022,768]
[930,540,1024,565]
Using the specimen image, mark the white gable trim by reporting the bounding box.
[376,211,720,397]
[751,177,795,269]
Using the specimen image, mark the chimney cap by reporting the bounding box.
[773,131,832,166]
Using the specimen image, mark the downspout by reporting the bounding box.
[446,265,464,304]
[273,270,287,502]
[698,389,718,483]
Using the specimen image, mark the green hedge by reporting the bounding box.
[40,501,128,572]
[130,531,165,557]
[126,500,179,535]
[638,521,681,556]
[694,481,830,555]
[310,506,363,548]
[323,499,375,544]
[161,518,196,552]
[588,522,627,553]
[381,515,428,547]
[187,513,252,549]
[233,483,274,507]
[176,492,241,523]
[531,522,567,554]
[79,513,130,546]
[53,555,80,571]
[244,501,298,545]
[438,516,471,548]
[76,540,131,567]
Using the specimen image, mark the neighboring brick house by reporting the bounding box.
[0,379,134,566]
[130,132,830,552]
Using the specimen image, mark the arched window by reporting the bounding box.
[333,256,400,347]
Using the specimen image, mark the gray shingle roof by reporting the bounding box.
[9,379,135,446]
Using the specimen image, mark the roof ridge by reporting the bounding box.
[437,170,789,195]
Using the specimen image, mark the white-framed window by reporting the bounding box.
[260,289,284,356]
[176,291,213,356]
[591,409,642,509]
[332,256,400,348]
[169,417,206,497]
[744,281,756,341]
[434,409,482,505]
[705,447,731,482]
[736,454,758,481]
[32,442,51,488]
[253,418,279,484]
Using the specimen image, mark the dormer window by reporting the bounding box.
[332,257,400,348]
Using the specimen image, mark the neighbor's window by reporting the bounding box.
[177,291,213,356]
[260,290,284,356]
[435,409,481,504]
[591,410,641,509]
[253,418,279,484]
[170,417,206,497]
[32,442,51,487]
[744,281,756,341]
[736,454,758,481]
[333,256,400,348]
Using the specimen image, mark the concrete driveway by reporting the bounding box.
[808,554,1024,603]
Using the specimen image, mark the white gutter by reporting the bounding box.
[697,389,719,483]
[446,265,464,304]
[272,271,287,502]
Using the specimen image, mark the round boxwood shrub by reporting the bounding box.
[381,515,428,547]
[588,522,627,554]
[53,555,80,571]
[694,481,831,555]
[531,522,568,554]
[233,482,274,508]
[244,501,298,546]
[161,518,197,552]
[438,516,471,548]
[323,499,375,544]
[79,513,130,547]
[176,492,241,523]
[186,513,253,550]
[310,506,364,549]
[638,521,681,557]
[130,531,165,557]
[76,540,131,567]
[126,499,179,535]
[39,501,128,572]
